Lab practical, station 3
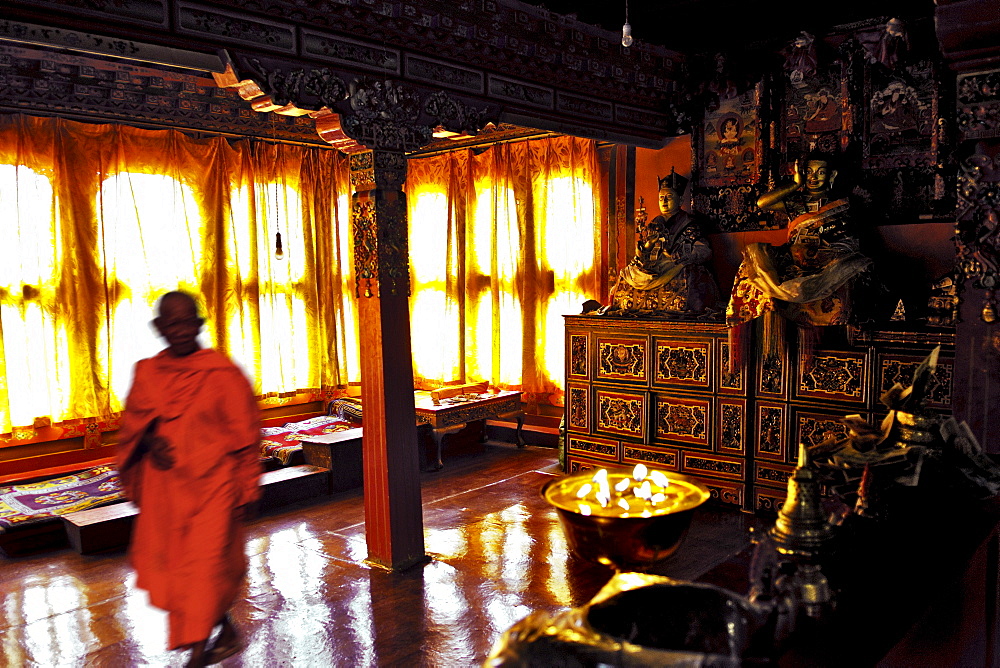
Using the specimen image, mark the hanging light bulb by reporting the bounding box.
[622,0,633,47]
[275,231,284,260]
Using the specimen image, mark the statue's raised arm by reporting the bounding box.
[727,152,881,333]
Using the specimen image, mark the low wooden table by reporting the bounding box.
[414,390,525,470]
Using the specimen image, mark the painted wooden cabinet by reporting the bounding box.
[564,315,955,512]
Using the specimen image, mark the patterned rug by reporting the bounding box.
[0,465,123,533]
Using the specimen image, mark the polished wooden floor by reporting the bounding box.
[0,443,757,667]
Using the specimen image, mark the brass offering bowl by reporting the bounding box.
[543,467,710,572]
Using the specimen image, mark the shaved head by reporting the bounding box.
[157,291,199,318]
[154,291,203,356]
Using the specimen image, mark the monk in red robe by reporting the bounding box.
[117,291,261,667]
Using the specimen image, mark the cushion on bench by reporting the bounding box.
[0,465,124,534]
[260,415,356,466]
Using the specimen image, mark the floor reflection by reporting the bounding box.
[0,445,753,666]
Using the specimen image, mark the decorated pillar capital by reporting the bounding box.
[349,150,407,193]
[350,149,409,300]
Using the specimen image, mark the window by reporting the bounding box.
[0,117,356,440]
[405,136,601,402]
[97,172,206,408]
[0,165,71,433]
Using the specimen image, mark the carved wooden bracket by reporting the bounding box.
[214,53,500,153]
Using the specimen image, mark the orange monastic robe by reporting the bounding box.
[116,348,261,649]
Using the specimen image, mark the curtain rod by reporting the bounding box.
[406,130,560,158]
[0,107,333,150]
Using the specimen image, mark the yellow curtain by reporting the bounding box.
[406,135,601,406]
[0,114,355,437]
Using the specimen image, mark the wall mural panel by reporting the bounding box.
[700,84,762,187]
[782,63,851,159]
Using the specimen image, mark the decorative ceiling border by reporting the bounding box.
[5,0,678,147]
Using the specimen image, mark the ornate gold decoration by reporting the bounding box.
[567,436,618,460]
[350,190,410,298]
[704,482,744,506]
[926,273,961,327]
[352,198,378,297]
[596,391,645,438]
[623,447,677,468]
[956,151,1000,321]
[799,354,864,400]
[655,344,709,386]
[758,406,785,457]
[569,388,589,430]
[683,454,744,479]
[798,415,851,449]
[570,335,588,377]
[720,403,744,452]
[756,462,795,486]
[597,339,646,381]
[720,342,744,391]
[655,399,708,444]
[759,352,784,395]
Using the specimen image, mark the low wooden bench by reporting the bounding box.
[0,519,71,557]
[298,427,364,494]
[58,465,332,554]
[62,501,137,554]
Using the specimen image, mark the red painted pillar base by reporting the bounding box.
[358,291,426,569]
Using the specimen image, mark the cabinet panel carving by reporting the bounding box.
[569,333,589,380]
[754,461,795,487]
[595,389,647,440]
[718,399,746,454]
[566,434,619,462]
[794,408,861,456]
[797,351,868,405]
[701,479,745,507]
[754,486,788,514]
[653,340,710,389]
[623,445,679,471]
[755,403,787,461]
[681,452,746,481]
[596,336,648,383]
[654,395,710,447]
[567,384,590,432]
[878,354,954,410]
[758,352,788,398]
[718,340,746,395]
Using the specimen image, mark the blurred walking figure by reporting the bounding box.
[116,291,261,667]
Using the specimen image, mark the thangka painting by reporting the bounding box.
[700,84,762,187]
[858,56,949,222]
[862,59,938,169]
[782,64,850,158]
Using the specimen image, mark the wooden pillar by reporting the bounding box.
[350,150,426,569]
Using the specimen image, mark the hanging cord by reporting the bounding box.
[269,111,284,260]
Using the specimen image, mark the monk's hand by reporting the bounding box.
[148,435,176,470]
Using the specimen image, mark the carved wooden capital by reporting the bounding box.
[351,189,410,299]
